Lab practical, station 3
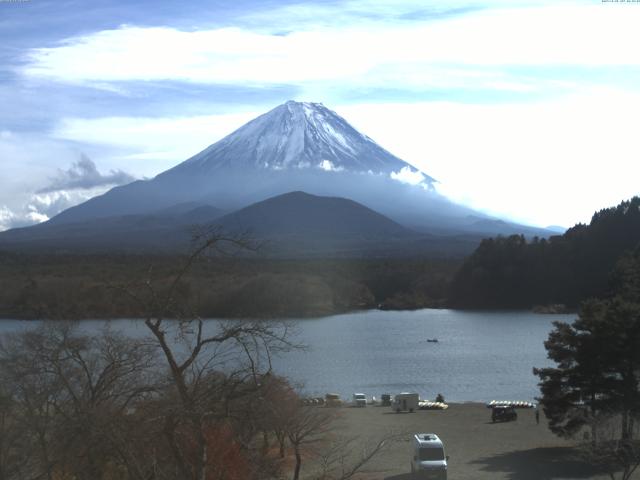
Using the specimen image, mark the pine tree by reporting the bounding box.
[534,248,640,478]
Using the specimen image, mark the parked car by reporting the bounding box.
[325,393,343,407]
[410,433,448,479]
[393,392,419,413]
[353,393,367,407]
[381,393,392,406]
[491,405,518,422]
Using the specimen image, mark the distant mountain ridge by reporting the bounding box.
[0,191,486,257]
[0,202,225,253]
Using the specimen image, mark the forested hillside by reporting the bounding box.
[0,254,458,319]
[450,197,640,309]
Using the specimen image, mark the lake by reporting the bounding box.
[0,309,574,403]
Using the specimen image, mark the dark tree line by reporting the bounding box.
[450,197,640,309]
[0,252,459,320]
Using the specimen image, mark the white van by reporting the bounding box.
[352,393,367,407]
[411,433,448,479]
[392,392,419,413]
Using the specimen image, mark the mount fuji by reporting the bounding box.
[0,101,553,254]
[50,100,446,227]
[171,100,434,179]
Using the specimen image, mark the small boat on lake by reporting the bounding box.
[426,338,439,343]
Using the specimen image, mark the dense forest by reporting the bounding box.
[450,197,640,309]
[0,254,458,319]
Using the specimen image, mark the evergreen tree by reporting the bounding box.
[534,247,640,448]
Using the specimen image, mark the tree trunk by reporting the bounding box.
[163,416,192,480]
[292,445,302,480]
[622,410,629,441]
[35,420,54,480]
[622,465,631,480]
[275,431,286,458]
[196,421,208,480]
[84,450,103,480]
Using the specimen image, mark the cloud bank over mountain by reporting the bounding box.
[0,155,136,231]
[38,155,135,193]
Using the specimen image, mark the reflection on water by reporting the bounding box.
[0,309,574,402]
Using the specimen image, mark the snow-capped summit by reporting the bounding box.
[169,100,434,185]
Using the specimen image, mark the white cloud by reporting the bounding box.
[336,88,640,228]
[20,4,640,90]
[0,131,136,230]
[390,166,427,186]
[318,160,344,172]
[0,206,17,232]
[0,132,76,213]
[24,211,49,224]
[26,190,97,219]
[0,188,113,231]
[240,0,563,29]
[39,155,135,193]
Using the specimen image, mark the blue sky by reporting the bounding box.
[1,0,639,230]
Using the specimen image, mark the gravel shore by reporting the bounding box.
[326,403,610,480]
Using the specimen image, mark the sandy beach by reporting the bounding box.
[323,403,611,480]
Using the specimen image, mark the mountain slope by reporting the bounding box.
[4,100,555,248]
[0,204,224,253]
[0,191,486,257]
[217,191,411,238]
[45,101,474,230]
[213,191,489,257]
[0,192,416,254]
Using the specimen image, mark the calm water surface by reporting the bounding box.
[0,309,574,402]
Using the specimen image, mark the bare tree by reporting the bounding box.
[286,405,337,480]
[312,433,401,480]
[0,322,159,480]
[0,389,28,480]
[283,401,402,480]
[260,375,299,459]
[116,230,295,480]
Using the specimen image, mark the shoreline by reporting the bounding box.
[0,305,577,322]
